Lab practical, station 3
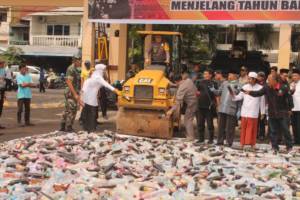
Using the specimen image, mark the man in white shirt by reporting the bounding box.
[81,64,120,133]
[233,72,265,149]
[291,68,300,145]
[5,64,13,91]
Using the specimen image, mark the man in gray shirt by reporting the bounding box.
[211,70,242,146]
[167,74,198,141]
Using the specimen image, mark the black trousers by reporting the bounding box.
[217,113,236,146]
[0,89,5,117]
[5,79,12,91]
[39,81,45,93]
[258,114,266,139]
[197,108,214,142]
[17,98,31,124]
[269,117,293,150]
[99,87,107,117]
[82,104,98,133]
[292,111,300,145]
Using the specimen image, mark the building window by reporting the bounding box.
[217,30,234,44]
[23,33,29,41]
[78,23,81,35]
[54,25,63,35]
[292,33,300,52]
[64,26,70,35]
[47,26,53,35]
[0,9,7,22]
[47,25,70,36]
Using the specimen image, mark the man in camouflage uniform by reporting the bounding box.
[60,56,82,132]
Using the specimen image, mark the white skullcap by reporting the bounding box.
[248,72,258,79]
[95,64,106,71]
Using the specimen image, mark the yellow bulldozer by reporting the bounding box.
[116,31,182,139]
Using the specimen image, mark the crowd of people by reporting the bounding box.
[167,64,300,154]
[0,55,300,155]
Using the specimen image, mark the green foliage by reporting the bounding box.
[179,25,220,62]
[182,28,210,61]
[253,24,273,49]
[203,25,220,53]
[128,25,145,67]
[154,25,217,62]
[0,46,24,65]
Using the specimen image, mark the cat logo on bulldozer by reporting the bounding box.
[138,78,153,84]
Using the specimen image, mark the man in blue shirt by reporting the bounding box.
[17,64,35,126]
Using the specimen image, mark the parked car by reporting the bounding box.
[11,65,48,87]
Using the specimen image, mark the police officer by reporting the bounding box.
[60,56,83,132]
[146,35,170,66]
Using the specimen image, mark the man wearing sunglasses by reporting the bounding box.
[239,66,249,86]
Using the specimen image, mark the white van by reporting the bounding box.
[11,65,48,86]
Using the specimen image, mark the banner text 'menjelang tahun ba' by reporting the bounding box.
[170,0,300,11]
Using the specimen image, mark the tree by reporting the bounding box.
[128,24,145,67]
[203,25,220,53]
[178,25,220,63]
[0,46,24,65]
[153,24,215,62]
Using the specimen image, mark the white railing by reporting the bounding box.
[31,35,82,47]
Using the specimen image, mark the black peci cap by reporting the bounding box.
[292,68,300,75]
[228,69,239,75]
[279,68,289,74]
[270,66,278,72]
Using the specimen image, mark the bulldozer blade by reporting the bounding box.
[116,108,173,139]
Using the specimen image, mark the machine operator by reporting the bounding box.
[145,35,170,66]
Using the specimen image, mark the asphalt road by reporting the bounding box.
[0,88,116,142]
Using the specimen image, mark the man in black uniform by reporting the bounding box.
[195,68,218,144]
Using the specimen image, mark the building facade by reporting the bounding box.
[29,7,82,49]
[0,7,83,72]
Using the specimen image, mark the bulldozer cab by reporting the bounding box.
[137,31,182,75]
